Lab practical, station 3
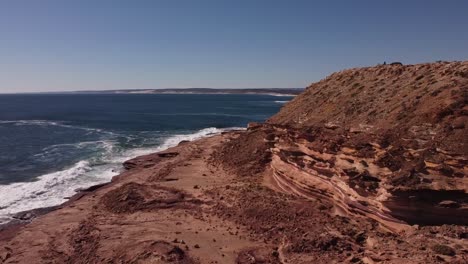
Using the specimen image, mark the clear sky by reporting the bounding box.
[1,0,467,93]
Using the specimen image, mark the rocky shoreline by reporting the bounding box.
[0,61,466,263]
[0,129,465,263]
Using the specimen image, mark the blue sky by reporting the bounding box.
[0,0,467,93]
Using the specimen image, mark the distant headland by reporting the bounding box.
[67,88,304,96]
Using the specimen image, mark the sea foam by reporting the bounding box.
[0,127,243,224]
[0,119,110,134]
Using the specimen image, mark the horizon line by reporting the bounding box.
[0,87,304,95]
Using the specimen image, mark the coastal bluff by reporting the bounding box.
[1,61,467,263]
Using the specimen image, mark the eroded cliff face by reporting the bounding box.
[248,124,466,228]
[215,61,467,230]
[210,125,466,263]
[267,61,468,227]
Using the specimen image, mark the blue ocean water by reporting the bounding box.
[0,93,290,223]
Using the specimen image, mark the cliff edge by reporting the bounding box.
[264,61,467,225]
[260,61,468,223]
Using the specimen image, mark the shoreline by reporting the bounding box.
[0,180,113,241]
[0,127,245,227]
[0,131,256,263]
[1,123,466,263]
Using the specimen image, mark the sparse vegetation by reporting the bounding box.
[432,244,456,256]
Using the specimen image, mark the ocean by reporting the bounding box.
[0,93,291,223]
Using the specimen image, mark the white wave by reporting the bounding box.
[0,119,110,134]
[0,160,116,224]
[0,126,243,224]
[32,140,117,161]
[40,140,116,152]
[274,100,289,104]
[112,127,244,163]
[0,120,60,126]
[265,93,296,97]
[147,113,248,117]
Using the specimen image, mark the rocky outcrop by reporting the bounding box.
[245,123,467,229]
[213,62,467,229]
[261,61,468,228]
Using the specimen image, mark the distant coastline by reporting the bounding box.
[0,88,304,96]
[67,88,304,96]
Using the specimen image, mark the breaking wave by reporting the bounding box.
[0,126,243,224]
[0,119,109,134]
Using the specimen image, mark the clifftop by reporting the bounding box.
[207,61,468,262]
[269,61,467,155]
[218,61,467,227]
